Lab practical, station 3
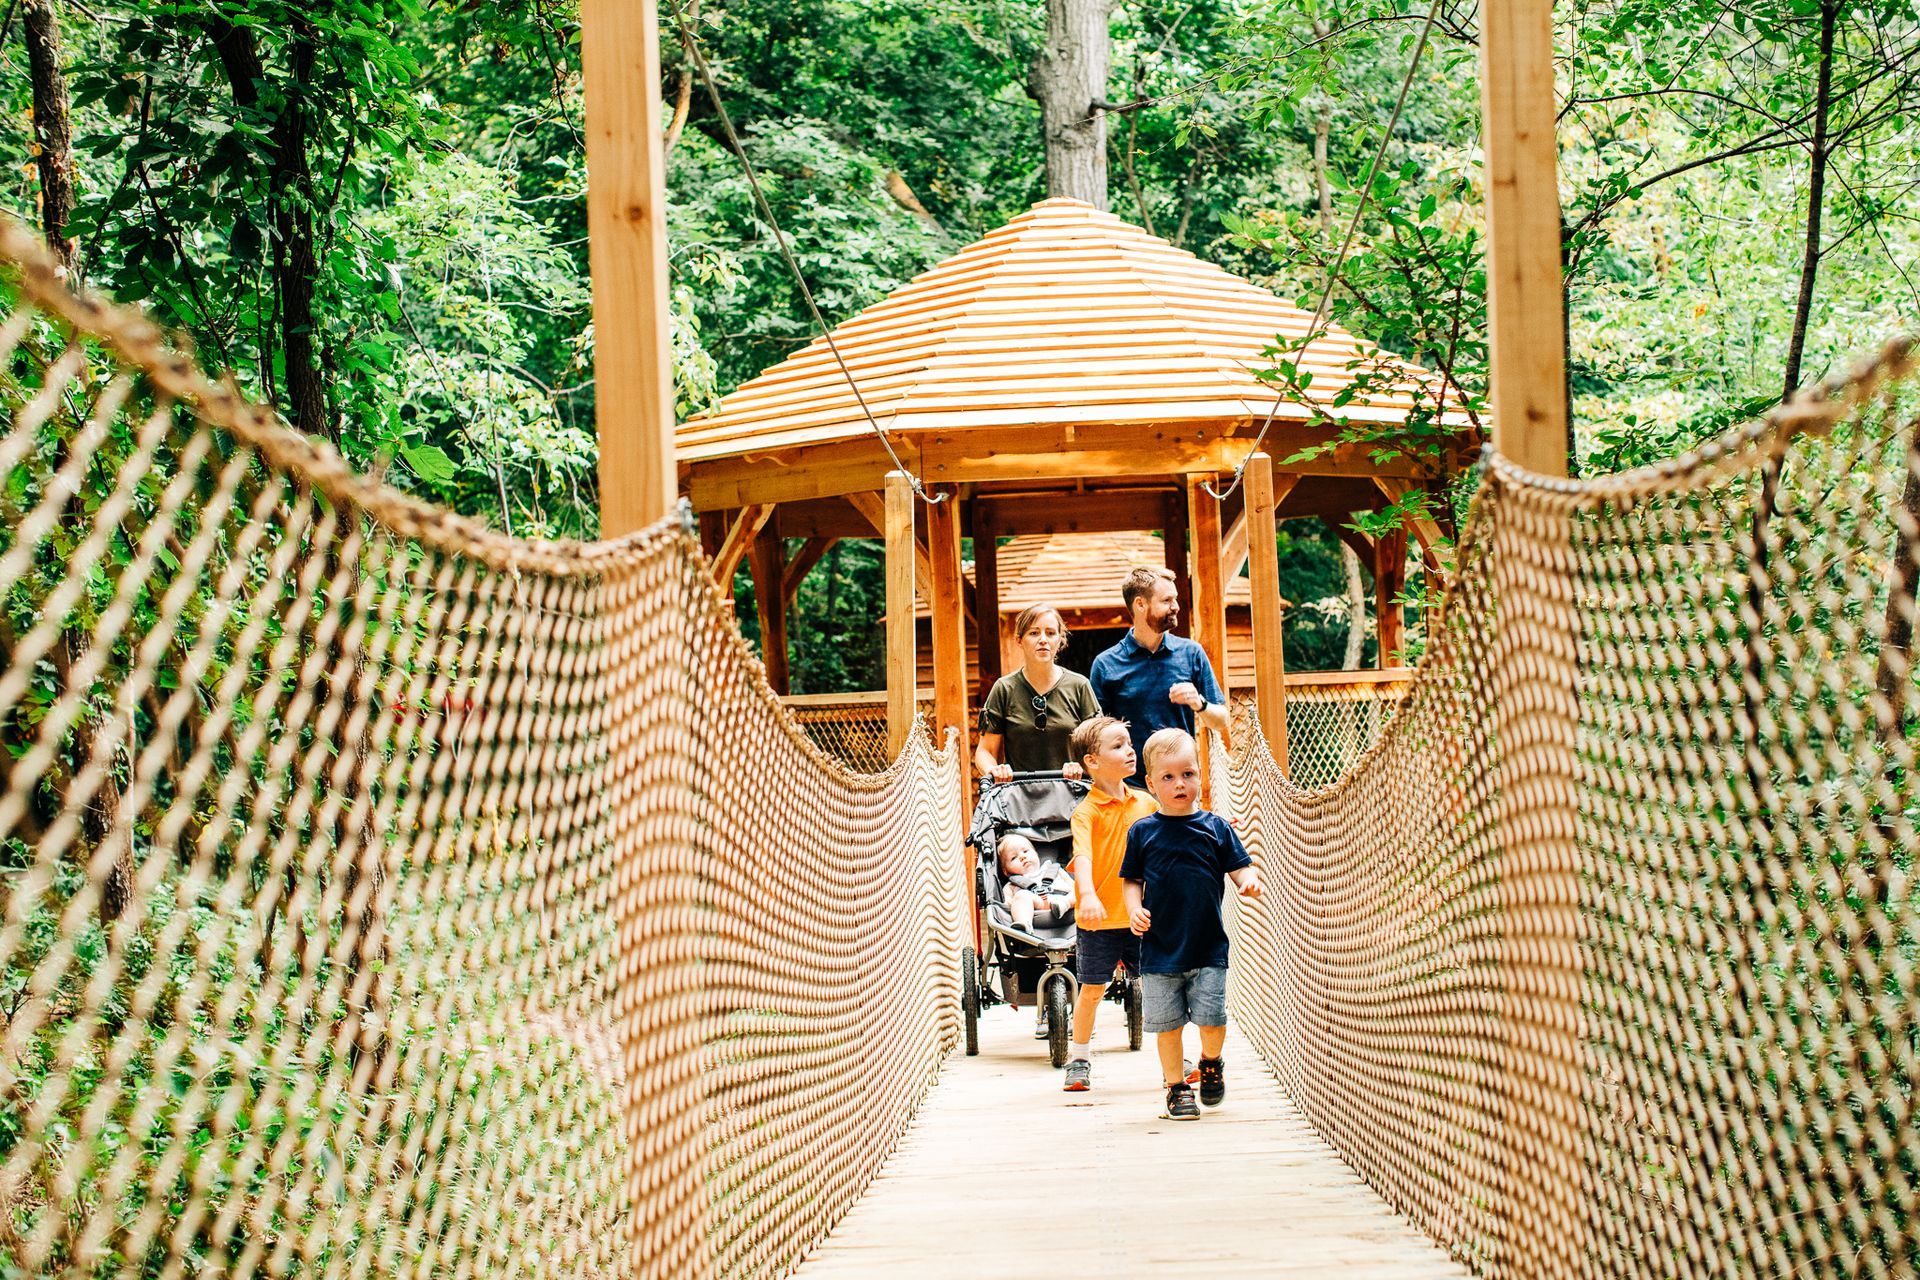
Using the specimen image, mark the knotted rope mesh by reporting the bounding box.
[1231,679,1411,790]
[1224,339,1920,1278]
[0,224,967,1280]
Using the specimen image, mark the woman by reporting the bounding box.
[975,604,1101,782]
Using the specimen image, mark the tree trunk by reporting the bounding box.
[1783,0,1838,398]
[1029,0,1111,207]
[209,18,330,439]
[1310,21,1334,280]
[1341,541,1366,669]
[28,0,126,927]
[23,0,78,277]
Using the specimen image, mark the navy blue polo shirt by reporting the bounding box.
[1118,811,1252,973]
[1088,631,1225,786]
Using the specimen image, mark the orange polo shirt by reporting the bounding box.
[1070,784,1157,931]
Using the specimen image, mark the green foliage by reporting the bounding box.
[666,121,945,392]
[5,0,1916,691]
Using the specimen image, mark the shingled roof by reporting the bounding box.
[915,531,1254,620]
[679,197,1438,463]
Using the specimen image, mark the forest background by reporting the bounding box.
[5,0,1917,690]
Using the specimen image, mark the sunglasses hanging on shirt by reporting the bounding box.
[1029,692,1049,730]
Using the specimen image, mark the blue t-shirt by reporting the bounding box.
[1118,810,1252,974]
[1088,632,1225,785]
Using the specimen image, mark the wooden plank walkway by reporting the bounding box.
[796,1001,1471,1278]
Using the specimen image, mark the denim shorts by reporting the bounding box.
[1141,966,1228,1032]
[1075,927,1140,985]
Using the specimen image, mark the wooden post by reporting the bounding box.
[1245,454,1289,773]
[928,493,970,797]
[1163,490,1192,637]
[1375,525,1408,667]
[1187,478,1228,805]
[1186,477,1229,694]
[885,472,918,758]
[1480,0,1569,477]
[582,0,677,535]
[1481,10,1586,1263]
[970,498,1003,699]
[747,525,790,695]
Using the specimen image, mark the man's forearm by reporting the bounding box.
[1200,701,1231,747]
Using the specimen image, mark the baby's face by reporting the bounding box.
[998,841,1039,877]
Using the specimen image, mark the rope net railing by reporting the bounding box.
[780,694,935,775]
[0,224,968,1280]
[1230,674,1413,790]
[1221,338,1920,1278]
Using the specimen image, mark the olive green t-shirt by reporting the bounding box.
[977,669,1101,774]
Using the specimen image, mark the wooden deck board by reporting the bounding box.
[796,1003,1471,1278]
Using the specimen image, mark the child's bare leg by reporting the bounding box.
[1072,982,1106,1044]
[1156,1028,1186,1086]
[1198,1024,1227,1059]
[1004,886,1035,930]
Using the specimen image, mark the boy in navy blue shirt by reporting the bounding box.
[1121,727,1262,1121]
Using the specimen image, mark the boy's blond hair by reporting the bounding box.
[1140,727,1196,778]
[1070,714,1128,766]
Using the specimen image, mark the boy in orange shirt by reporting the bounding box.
[1061,715,1156,1092]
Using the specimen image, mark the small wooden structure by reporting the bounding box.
[909,529,1262,692]
[680,198,1474,779]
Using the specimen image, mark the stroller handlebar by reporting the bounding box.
[977,770,1070,788]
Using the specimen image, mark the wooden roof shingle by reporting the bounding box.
[681,198,1446,462]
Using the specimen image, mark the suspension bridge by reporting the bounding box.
[0,221,1914,1280]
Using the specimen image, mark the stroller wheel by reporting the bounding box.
[1126,978,1144,1052]
[961,948,980,1057]
[1044,974,1073,1069]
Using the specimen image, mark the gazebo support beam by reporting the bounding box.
[747,526,791,695]
[1164,491,1192,639]
[1186,478,1229,699]
[971,499,1003,698]
[1221,507,1250,582]
[1375,525,1409,667]
[1246,454,1293,773]
[847,490,937,603]
[712,504,772,589]
[1187,478,1229,804]
[928,493,970,797]
[885,473,918,758]
[1373,477,1451,578]
[781,537,834,607]
[686,424,1432,510]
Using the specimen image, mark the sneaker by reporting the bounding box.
[1183,1059,1200,1085]
[1161,1082,1200,1121]
[1197,1056,1225,1107]
[1063,1059,1091,1092]
[1034,1010,1049,1040]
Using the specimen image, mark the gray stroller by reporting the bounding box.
[962,773,1144,1067]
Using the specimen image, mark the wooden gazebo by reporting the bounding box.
[680,197,1473,782]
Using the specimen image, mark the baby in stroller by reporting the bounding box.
[996,834,1074,933]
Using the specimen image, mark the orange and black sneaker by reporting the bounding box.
[1161,1082,1200,1121]
[1197,1056,1225,1107]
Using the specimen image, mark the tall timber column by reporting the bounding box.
[928,492,970,799]
[1245,454,1291,774]
[885,472,919,758]
[1480,0,1569,475]
[583,0,677,534]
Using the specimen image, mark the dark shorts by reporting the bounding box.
[1076,927,1140,985]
